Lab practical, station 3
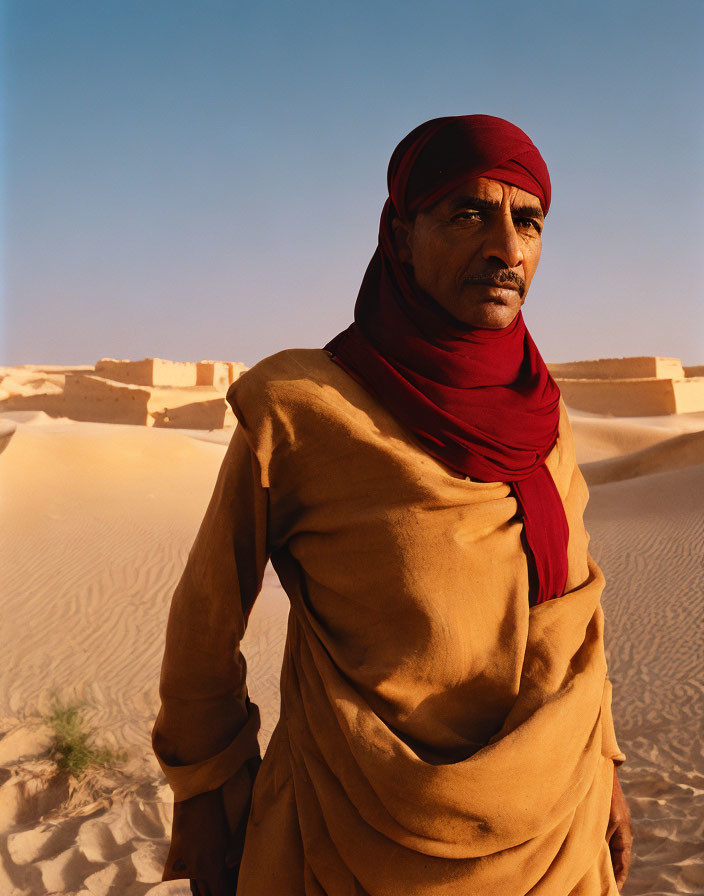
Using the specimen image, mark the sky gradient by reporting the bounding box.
[3,0,703,368]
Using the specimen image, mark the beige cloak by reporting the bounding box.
[153,348,626,895]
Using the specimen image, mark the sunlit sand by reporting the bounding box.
[1,361,702,895]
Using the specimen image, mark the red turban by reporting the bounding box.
[392,114,551,217]
[324,115,567,605]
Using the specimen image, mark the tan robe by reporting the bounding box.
[153,348,626,895]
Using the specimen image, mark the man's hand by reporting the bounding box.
[606,764,632,891]
[165,757,261,896]
[165,788,237,896]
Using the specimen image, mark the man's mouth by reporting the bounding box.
[468,278,520,291]
[464,277,524,299]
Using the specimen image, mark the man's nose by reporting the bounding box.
[481,213,523,268]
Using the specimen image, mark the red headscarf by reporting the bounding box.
[324,115,568,605]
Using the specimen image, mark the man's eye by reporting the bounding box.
[452,210,482,222]
[515,217,542,234]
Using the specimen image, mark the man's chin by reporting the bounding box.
[427,291,523,329]
[461,303,522,330]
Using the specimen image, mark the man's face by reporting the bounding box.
[393,177,544,329]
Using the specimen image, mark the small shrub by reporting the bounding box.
[45,701,125,778]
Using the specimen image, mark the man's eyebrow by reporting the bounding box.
[512,203,544,221]
[448,194,544,220]
[448,195,500,212]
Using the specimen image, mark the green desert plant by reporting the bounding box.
[45,701,126,778]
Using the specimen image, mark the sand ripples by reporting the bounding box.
[587,463,704,896]
[1,415,702,894]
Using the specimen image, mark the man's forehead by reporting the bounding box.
[443,177,544,213]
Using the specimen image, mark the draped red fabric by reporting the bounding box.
[324,115,568,605]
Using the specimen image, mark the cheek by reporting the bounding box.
[524,242,542,283]
[410,235,447,284]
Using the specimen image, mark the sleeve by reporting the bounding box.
[152,418,271,879]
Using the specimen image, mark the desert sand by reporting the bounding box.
[1,378,703,893]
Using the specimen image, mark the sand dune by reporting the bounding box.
[568,408,704,464]
[0,420,16,455]
[1,405,702,895]
[0,415,286,758]
[582,428,704,485]
[585,462,704,895]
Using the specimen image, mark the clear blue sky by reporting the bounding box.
[3,0,703,367]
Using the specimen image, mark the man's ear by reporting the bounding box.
[391,216,413,265]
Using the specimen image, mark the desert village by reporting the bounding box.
[1,353,704,426]
[0,358,249,429]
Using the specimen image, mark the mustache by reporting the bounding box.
[462,270,525,297]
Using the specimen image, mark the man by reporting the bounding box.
[153,115,632,895]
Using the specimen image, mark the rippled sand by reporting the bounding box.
[1,407,702,895]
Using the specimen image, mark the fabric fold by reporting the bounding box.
[220,349,626,895]
[154,703,261,802]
